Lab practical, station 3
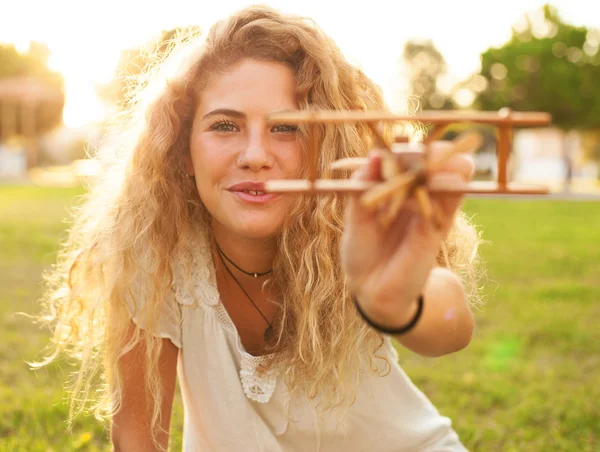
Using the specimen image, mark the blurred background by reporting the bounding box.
[0,0,598,450]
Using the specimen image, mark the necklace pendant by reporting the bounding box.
[253,273,258,278]
[264,325,273,342]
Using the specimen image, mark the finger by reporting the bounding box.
[427,149,473,226]
[353,149,382,181]
[427,142,475,182]
[429,173,467,236]
[346,150,382,225]
[426,142,472,224]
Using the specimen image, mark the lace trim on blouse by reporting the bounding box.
[172,228,279,403]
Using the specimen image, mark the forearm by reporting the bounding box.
[354,266,474,357]
[391,267,474,357]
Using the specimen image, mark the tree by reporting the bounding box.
[0,42,64,138]
[402,40,455,111]
[472,4,600,186]
[474,4,600,130]
[99,25,201,109]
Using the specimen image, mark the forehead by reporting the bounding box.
[198,59,298,115]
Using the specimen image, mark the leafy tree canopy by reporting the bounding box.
[474,4,600,130]
[402,39,455,111]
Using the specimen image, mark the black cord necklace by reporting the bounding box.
[216,242,273,278]
[215,242,273,342]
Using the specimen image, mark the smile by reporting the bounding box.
[230,190,281,204]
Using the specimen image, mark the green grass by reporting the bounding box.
[0,186,598,450]
[394,198,600,451]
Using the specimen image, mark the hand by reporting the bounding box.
[340,142,475,327]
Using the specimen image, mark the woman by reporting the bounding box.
[38,5,483,451]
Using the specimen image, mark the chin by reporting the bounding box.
[236,221,281,239]
[214,212,282,240]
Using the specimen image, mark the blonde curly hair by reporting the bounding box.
[35,4,484,446]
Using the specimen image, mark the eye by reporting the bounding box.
[209,120,239,132]
[271,123,298,134]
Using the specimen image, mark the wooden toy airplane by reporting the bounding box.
[262,108,552,229]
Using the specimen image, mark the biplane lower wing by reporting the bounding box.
[263,179,550,195]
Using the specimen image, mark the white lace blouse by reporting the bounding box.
[129,228,468,451]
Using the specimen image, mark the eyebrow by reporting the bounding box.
[202,108,246,120]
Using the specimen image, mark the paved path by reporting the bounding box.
[468,192,600,201]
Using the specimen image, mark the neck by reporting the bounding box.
[211,219,277,286]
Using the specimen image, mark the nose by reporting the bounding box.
[237,126,274,172]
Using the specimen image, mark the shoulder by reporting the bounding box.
[170,227,220,308]
[126,227,218,347]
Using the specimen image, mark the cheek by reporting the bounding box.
[191,136,230,182]
[279,141,304,177]
[189,140,233,210]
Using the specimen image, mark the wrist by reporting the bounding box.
[352,291,424,335]
[351,284,419,327]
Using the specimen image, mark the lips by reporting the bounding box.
[227,181,280,204]
[227,181,267,193]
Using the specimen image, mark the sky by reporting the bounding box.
[1,0,599,127]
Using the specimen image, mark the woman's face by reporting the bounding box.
[189,58,302,240]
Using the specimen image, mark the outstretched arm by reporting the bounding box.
[341,143,476,357]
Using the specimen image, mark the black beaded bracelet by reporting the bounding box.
[352,294,424,335]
